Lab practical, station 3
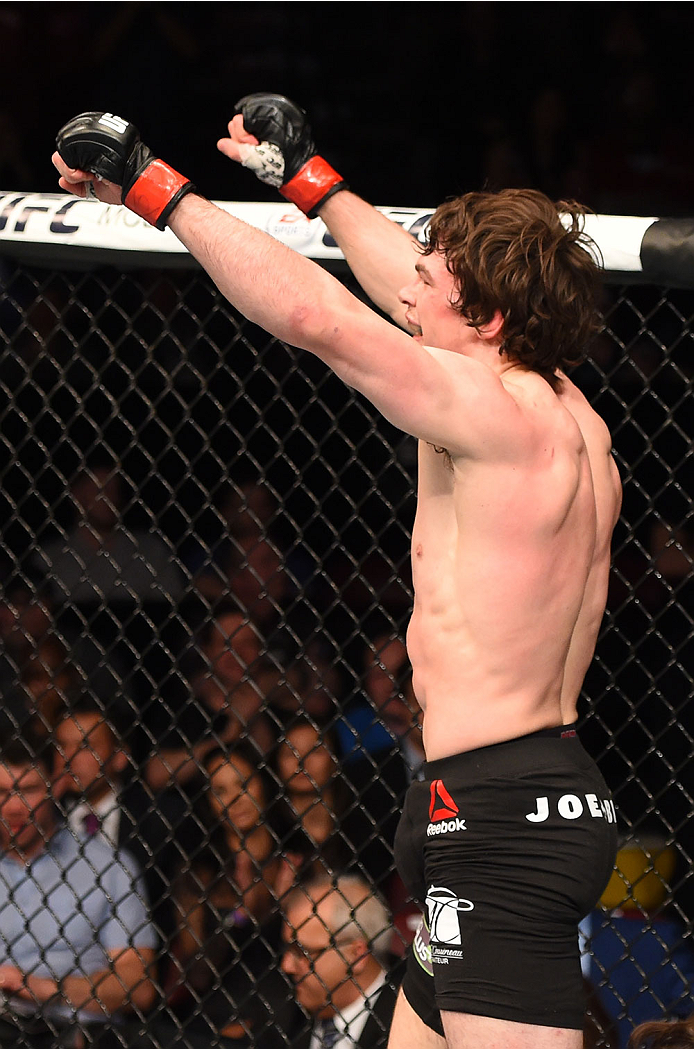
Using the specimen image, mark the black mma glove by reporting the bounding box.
[233,93,347,218]
[56,111,195,230]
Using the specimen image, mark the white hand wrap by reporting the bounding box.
[238,141,285,188]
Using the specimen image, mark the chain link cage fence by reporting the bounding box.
[0,196,692,1049]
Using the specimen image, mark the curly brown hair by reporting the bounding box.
[423,188,603,388]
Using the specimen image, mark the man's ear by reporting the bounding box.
[343,938,369,973]
[478,309,504,342]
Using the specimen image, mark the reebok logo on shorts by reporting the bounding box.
[429,779,458,820]
[427,780,466,835]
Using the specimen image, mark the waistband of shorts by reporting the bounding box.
[423,724,586,780]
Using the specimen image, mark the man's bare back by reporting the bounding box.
[409,365,621,760]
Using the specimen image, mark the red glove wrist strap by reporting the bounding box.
[280,156,346,217]
[124,160,193,229]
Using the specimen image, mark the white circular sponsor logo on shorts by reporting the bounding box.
[425,886,474,946]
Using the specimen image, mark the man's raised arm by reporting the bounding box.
[220,93,421,326]
[51,111,477,454]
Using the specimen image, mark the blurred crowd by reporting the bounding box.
[0,443,692,1048]
[2,4,694,216]
[1,5,694,1046]
[0,449,426,1046]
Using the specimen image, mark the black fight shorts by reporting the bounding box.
[394,727,617,1033]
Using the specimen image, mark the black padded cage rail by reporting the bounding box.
[0,194,692,1049]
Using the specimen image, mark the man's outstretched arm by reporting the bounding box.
[220,95,422,326]
[153,193,510,458]
[52,112,511,457]
[51,113,490,455]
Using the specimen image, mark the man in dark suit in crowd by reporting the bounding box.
[53,692,192,946]
[282,874,400,1049]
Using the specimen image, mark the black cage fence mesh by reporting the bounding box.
[0,254,692,1049]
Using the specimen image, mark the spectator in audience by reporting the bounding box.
[17,634,80,735]
[165,743,300,1049]
[363,634,424,781]
[0,573,54,687]
[222,525,291,634]
[53,692,191,947]
[281,873,400,1049]
[31,455,184,607]
[272,717,351,879]
[145,602,277,794]
[337,630,421,776]
[0,722,157,1046]
[183,478,279,581]
[318,549,413,661]
[29,453,185,706]
[581,834,694,1049]
[0,571,79,740]
[336,633,418,893]
[3,648,81,750]
[265,674,336,729]
[266,634,343,728]
[185,478,294,638]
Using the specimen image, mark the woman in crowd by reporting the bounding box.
[272,716,352,879]
[165,742,301,1049]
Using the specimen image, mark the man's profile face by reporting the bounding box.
[281,896,357,1017]
[0,760,53,858]
[399,251,465,352]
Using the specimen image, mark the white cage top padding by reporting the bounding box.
[0,190,669,277]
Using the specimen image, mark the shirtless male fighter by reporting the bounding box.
[53,101,621,1049]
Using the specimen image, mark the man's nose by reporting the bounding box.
[398,278,416,307]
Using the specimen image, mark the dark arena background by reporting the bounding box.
[1,5,694,1049]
